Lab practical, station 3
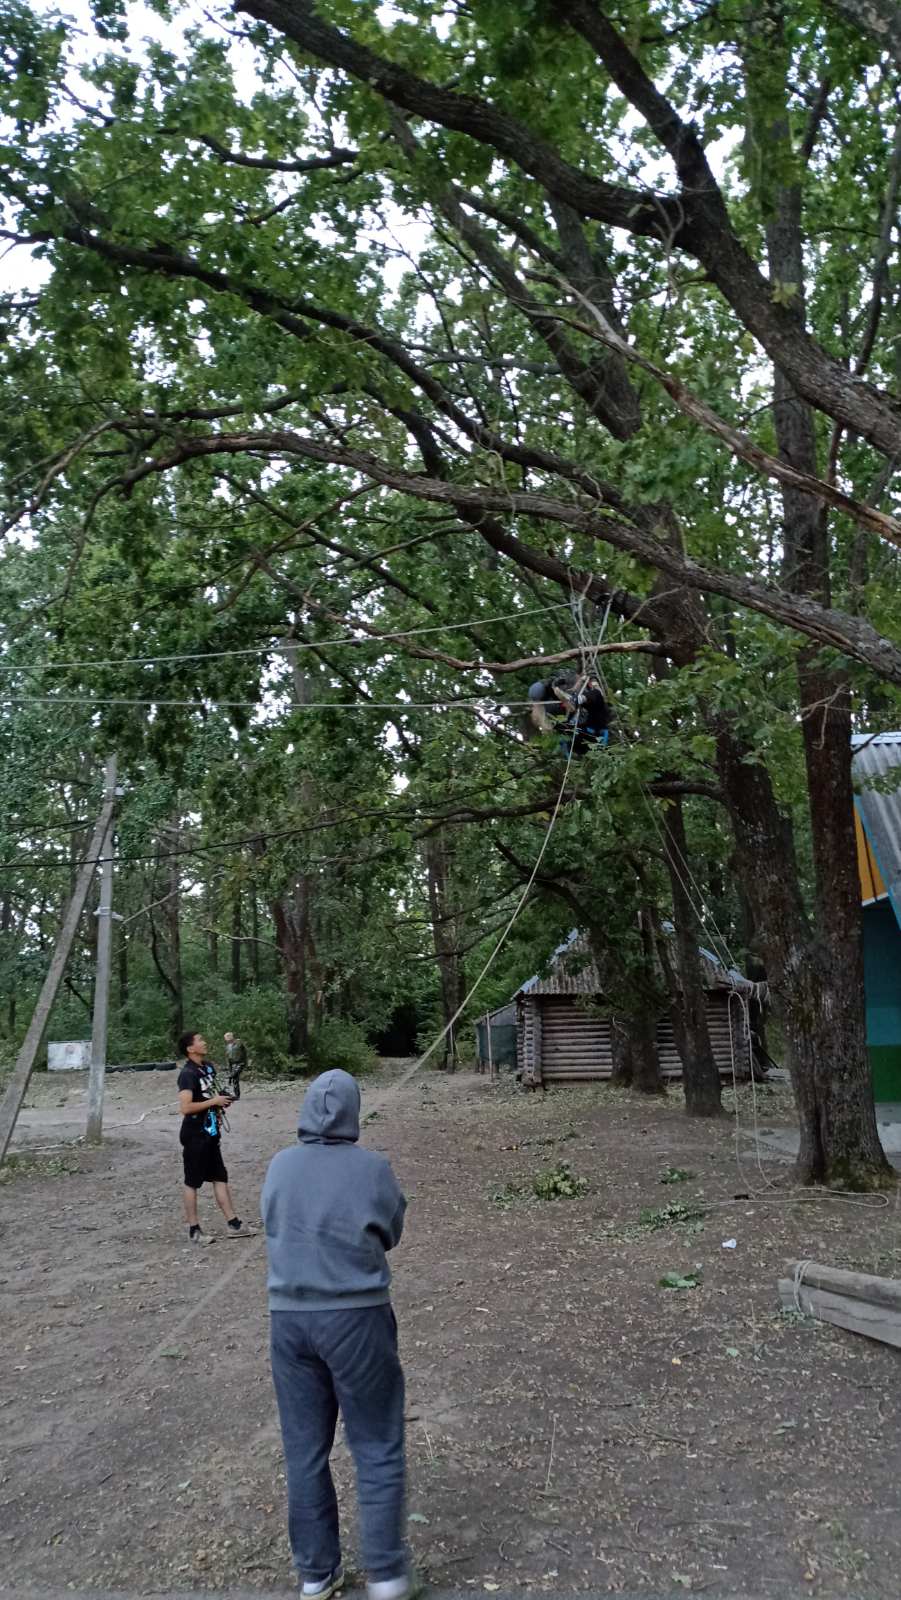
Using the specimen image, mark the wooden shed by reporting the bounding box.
[515,932,758,1088]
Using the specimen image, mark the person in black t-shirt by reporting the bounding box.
[177,1030,254,1245]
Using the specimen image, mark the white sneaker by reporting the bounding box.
[367,1576,422,1600]
[189,1229,215,1246]
[302,1565,344,1600]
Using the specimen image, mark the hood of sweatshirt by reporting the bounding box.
[298,1068,361,1143]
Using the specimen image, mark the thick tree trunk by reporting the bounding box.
[149,828,183,1041]
[660,797,723,1116]
[272,884,311,1058]
[716,726,890,1185]
[582,901,665,1096]
[207,880,219,975]
[166,814,183,1040]
[250,891,261,985]
[609,1016,633,1086]
[629,909,666,1095]
[424,831,466,1072]
[630,1004,665,1095]
[754,24,891,1186]
[231,889,242,995]
[275,654,315,1054]
[795,664,887,1182]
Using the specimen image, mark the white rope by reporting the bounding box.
[582,591,615,680]
[792,1258,813,1314]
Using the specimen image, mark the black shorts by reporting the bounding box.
[182,1137,228,1189]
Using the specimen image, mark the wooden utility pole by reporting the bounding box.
[0,768,118,1166]
[86,757,118,1145]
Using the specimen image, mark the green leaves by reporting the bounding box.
[640,1202,704,1232]
[0,0,897,1093]
[0,0,69,130]
[532,1161,589,1200]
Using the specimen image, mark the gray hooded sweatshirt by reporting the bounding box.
[261,1069,406,1312]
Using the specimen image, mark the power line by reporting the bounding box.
[0,819,347,872]
[0,601,572,676]
[0,817,93,837]
[0,773,550,873]
[0,695,536,710]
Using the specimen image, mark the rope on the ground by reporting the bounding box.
[792,1258,812,1313]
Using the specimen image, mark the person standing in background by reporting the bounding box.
[224,1030,248,1099]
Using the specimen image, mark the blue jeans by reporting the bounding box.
[270,1305,407,1583]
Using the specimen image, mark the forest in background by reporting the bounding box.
[2,0,901,1180]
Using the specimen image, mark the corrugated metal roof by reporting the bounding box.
[516,928,754,997]
[852,733,901,920]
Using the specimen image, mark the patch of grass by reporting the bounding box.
[0,1151,81,1184]
[659,1270,702,1291]
[775,1307,818,1329]
[822,1519,872,1582]
[640,1200,705,1232]
[660,1166,696,1184]
[532,1160,588,1200]
[489,1159,589,1208]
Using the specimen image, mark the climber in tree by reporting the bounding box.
[528,672,611,757]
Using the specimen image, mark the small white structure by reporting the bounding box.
[48,1041,91,1072]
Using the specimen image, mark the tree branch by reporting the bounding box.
[235,0,901,457]
[279,592,666,672]
[190,135,357,173]
[540,291,901,548]
[112,426,901,688]
[825,0,901,67]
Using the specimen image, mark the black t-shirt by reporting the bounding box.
[578,685,610,734]
[177,1059,221,1143]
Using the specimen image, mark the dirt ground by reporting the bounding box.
[1,1063,901,1600]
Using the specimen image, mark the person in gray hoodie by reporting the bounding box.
[262,1070,411,1600]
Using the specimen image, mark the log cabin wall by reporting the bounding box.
[527,990,742,1084]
